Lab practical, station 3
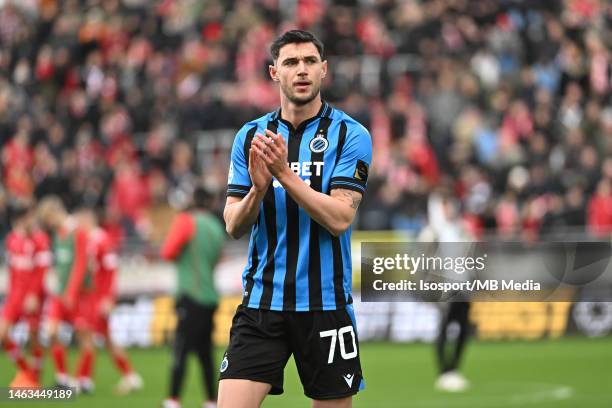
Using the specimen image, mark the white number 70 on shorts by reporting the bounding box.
[319,326,358,364]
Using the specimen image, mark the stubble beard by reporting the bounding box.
[281,82,320,106]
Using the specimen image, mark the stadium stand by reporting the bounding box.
[0,0,610,244]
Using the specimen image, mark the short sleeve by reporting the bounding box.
[227,124,256,198]
[330,122,373,194]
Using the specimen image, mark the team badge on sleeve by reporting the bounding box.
[228,162,234,183]
[354,160,369,182]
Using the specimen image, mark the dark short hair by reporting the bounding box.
[270,30,324,62]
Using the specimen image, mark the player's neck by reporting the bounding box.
[279,97,322,130]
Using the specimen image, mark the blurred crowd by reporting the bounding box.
[0,0,611,244]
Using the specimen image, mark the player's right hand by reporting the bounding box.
[248,144,272,192]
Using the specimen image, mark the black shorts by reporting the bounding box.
[175,295,216,348]
[219,304,364,400]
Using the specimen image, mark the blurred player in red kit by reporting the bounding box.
[0,203,51,387]
[37,196,93,389]
[74,206,143,394]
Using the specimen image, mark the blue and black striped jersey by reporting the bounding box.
[227,102,372,311]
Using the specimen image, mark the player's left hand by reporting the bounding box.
[252,129,288,177]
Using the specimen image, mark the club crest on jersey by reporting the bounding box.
[309,135,329,153]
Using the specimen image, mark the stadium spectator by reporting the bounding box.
[0,0,609,243]
[587,179,612,237]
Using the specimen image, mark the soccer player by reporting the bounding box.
[434,302,471,392]
[29,218,52,381]
[0,203,49,387]
[37,196,92,389]
[423,192,472,392]
[74,206,143,394]
[160,187,225,408]
[220,30,372,408]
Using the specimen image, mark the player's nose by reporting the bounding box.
[297,60,308,74]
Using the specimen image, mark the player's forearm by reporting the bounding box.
[276,167,353,237]
[224,187,266,239]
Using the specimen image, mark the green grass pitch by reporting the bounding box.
[1,337,611,407]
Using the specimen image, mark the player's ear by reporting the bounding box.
[321,60,328,79]
[269,64,279,82]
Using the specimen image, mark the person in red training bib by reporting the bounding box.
[37,196,93,389]
[0,203,46,388]
[74,206,143,395]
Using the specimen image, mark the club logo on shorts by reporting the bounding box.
[343,373,354,388]
[220,356,229,373]
[309,136,329,153]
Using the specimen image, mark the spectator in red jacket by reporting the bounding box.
[587,179,612,238]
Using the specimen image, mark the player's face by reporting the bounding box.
[271,42,327,106]
[37,207,62,230]
[75,210,95,229]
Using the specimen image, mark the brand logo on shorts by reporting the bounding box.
[343,373,354,388]
[220,356,229,373]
